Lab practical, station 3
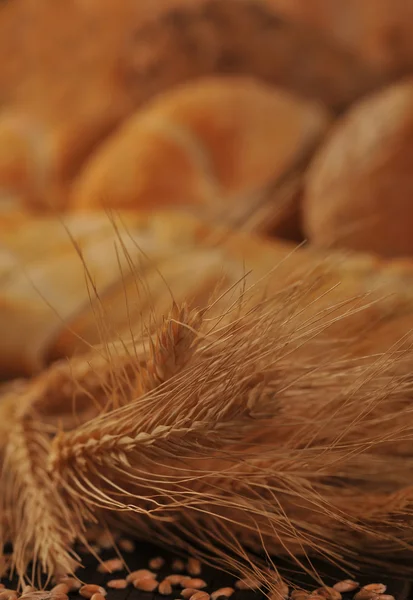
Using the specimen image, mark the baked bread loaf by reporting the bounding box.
[4,209,413,378]
[303,77,413,258]
[267,0,413,78]
[0,0,379,213]
[71,76,330,234]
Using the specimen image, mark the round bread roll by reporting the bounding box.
[303,77,413,258]
[0,0,378,213]
[71,76,331,233]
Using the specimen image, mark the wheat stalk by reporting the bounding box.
[0,411,80,585]
[47,292,413,586]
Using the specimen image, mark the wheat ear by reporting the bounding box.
[0,411,80,584]
[135,302,203,394]
[48,294,413,586]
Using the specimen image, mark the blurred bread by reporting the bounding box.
[0,0,378,213]
[4,209,413,378]
[267,0,413,78]
[303,77,413,258]
[71,76,330,233]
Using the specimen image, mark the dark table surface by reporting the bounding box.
[2,540,412,600]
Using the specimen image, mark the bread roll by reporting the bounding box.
[0,0,378,212]
[303,77,413,258]
[71,76,330,235]
[4,209,413,378]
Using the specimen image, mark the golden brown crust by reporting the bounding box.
[71,76,330,235]
[303,77,413,258]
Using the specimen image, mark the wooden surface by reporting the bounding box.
[2,540,412,600]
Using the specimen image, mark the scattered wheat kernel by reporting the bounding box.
[235,578,260,591]
[119,539,135,553]
[354,591,379,600]
[0,587,4,591]
[166,575,186,586]
[80,585,107,599]
[181,589,199,599]
[159,581,173,596]
[272,582,289,599]
[190,593,209,600]
[211,587,235,600]
[97,558,124,573]
[22,586,35,594]
[107,580,127,590]
[181,579,207,590]
[51,584,70,595]
[172,560,186,572]
[97,532,114,549]
[50,594,68,600]
[149,557,165,570]
[91,594,106,600]
[126,569,156,583]
[363,584,387,595]
[187,559,202,576]
[333,581,359,593]
[133,578,158,592]
[290,591,309,600]
[57,578,81,592]
[315,586,342,600]
[379,595,395,600]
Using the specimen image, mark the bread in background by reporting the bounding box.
[0,0,378,213]
[303,78,413,258]
[267,0,413,79]
[71,76,331,236]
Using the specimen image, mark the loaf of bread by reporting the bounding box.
[267,0,413,78]
[0,0,379,213]
[4,209,413,378]
[71,76,330,234]
[303,77,413,258]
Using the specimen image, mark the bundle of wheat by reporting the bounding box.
[2,246,413,591]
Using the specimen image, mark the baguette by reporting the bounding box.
[71,76,330,234]
[303,77,413,258]
[0,0,379,212]
[3,210,413,378]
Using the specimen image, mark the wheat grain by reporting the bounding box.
[79,585,106,599]
[96,559,123,573]
[333,581,359,593]
[235,578,260,590]
[172,559,185,572]
[189,592,210,600]
[118,539,135,552]
[186,558,202,576]
[210,588,234,600]
[133,577,158,592]
[314,587,342,600]
[149,556,165,570]
[107,580,127,589]
[362,584,386,594]
[50,585,69,595]
[181,589,199,599]
[158,580,173,595]
[180,579,207,590]
[126,569,155,583]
